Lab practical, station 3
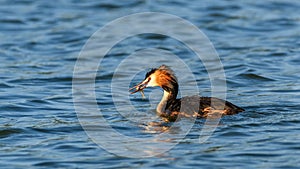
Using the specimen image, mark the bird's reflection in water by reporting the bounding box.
[140,120,182,134]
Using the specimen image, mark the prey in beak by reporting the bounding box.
[129,79,148,98]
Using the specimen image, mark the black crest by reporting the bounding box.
[144,68,157,79]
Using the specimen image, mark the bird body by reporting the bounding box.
[129,65,244,121]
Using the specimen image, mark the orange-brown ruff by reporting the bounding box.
[129,65,244,122]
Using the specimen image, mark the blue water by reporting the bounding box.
[1,0,300,168]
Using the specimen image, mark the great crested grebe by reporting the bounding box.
[129,65,244,122]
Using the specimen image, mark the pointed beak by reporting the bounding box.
[129,80,148,94]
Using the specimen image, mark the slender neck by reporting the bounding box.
[156,87,178,114]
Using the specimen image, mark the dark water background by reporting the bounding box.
[1,0,300,168]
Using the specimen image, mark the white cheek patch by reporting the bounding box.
[147,75,158,87]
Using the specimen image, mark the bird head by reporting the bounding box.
[129,65,178,94]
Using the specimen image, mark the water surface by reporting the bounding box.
[1,0,300,168]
